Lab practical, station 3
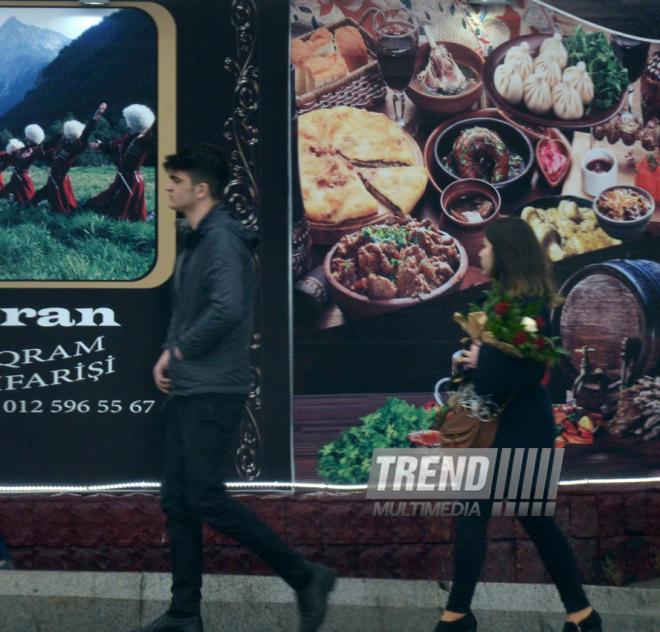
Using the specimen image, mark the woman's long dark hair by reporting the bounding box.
[484,217,558,303]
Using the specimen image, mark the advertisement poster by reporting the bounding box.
[0,0,296,489]
[290,0,660,484]
[0,4,174,486]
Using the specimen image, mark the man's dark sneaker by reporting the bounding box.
[130,612,203,632]
[296,562,338,632]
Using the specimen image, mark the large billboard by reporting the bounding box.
[0,0,295,487]
[290,0,660,485]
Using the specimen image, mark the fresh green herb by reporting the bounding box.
[317,398,435,484]
[563,26,628,111]
[368,225,409,249]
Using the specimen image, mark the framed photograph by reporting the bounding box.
[0,2,176,288]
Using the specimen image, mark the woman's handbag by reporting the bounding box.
[434,379,511,449]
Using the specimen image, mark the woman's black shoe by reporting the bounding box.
[562,608,602,632]
[433,611,477,632]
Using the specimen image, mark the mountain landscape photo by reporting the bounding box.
[0,16,71,118]
[0,8,158,282]
[0,9,157,132]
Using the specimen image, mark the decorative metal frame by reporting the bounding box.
[223,0,263,480]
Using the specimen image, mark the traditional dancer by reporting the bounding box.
[85,104,155,221]
[0,124,45,204]
[30,103,107,215]
[0,139,24,196]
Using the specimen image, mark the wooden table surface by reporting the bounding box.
[293,393,660,482]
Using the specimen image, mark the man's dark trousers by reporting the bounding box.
[160,393,310,615]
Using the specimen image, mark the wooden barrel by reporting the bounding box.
[552,259,660,383]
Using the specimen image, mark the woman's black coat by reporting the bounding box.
[467,299,555,450]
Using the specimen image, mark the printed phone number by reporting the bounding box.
[0,400,156,414]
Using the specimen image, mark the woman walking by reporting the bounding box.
[434,217,601,632]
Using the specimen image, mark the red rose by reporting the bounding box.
[494,302,510,316]
[535,316,546,328]
[512,332,528,345]
[534,337,547,349]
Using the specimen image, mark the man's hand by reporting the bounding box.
[462,342,481,369]
[94,103,107,121]
[153,349,171,393]
[174,347,184,360]
[89,141,101,149]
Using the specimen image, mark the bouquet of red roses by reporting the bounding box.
[454,280,568,364]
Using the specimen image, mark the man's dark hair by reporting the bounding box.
[164,143,231,200]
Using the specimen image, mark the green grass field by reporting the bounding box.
[0,165,156,281]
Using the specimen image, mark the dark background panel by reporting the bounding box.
[0,287,170,483]
[0,0,293,485]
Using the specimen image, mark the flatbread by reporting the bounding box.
[358,166,428,216]
[330,107,416,166]
[299,153,379,223]
[298,106,426,225]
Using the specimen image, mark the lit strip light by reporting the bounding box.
[2,477,660,493]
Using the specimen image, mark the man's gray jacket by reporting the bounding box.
[164,203,259,395]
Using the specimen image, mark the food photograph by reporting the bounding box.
[289,0,660,485]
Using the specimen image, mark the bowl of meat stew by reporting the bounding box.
[432,117,534,198]
[593,185,654,241]
[324,216,468,319]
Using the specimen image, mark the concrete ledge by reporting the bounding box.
[0,571,658,632]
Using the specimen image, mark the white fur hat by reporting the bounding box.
[25,124,45,145]
[6,138,24,154]
[63,120,85,142]
[123,104,155,133]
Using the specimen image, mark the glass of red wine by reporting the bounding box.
[372,8,419,135]
[611,34,650,117]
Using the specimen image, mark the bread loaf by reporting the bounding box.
[307,28,335,57]
[303,54,348,92]
[334,26,369,73]
[291,39,314,94]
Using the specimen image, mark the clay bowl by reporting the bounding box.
[430,115,534,200]
[405,42,484,116]
[483,34,627,130]
[593,185,655,241]
[536,135,572,188]
[323,230,468,320]
[440,179,501,267]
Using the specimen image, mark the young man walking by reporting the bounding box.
[137,144,336,632]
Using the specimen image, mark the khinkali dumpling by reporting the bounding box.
[533,52,562,89]
[540,32,568,69]
[504,41,533,80]
[494,63,524,105]
[552,79,584,120]
[562,61,594,105]
[523,70,552,115]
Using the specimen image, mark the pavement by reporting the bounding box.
[0,571,658,632]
